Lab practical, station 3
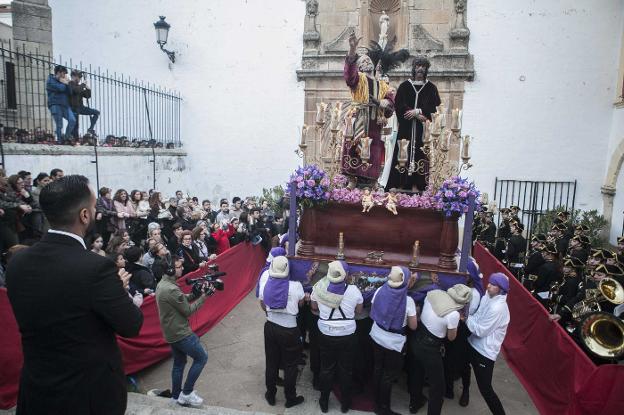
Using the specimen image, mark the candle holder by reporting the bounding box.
[336,232,345,260]
[408,240,420,269]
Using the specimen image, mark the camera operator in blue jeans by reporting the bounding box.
[46,65,75,144]
[155,255,208,407]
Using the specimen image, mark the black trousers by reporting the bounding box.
[308,312,321,377]
[264,321,302,401]
[319,332,357,404]
[408,331,445,415]
[444,321,471,391]
[468,344,505,415]
[353,317,374,388]
[372,341,403,410]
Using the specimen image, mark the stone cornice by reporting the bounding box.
[1,143,187,157]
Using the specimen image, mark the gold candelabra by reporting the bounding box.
[421,104,472,191]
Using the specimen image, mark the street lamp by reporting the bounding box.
[153,16,175,63]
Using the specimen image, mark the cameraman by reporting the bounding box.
[155,255,208,408]
[69,70,100,138]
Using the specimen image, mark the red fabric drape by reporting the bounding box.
[0,243,265,410]
[474,243,624,415]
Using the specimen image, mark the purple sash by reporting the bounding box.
[255,247,287,297]
[328,281,347,295]
[263,278,289,309]
[370,281,408,333]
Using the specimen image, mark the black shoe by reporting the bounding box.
[285,395,304,408]
[409,396,427,414]
[276,377,284,387]
[340,400,351,413]
[459,389,469,407]
[444,386,454,399]
[264,391,275,406]
[319,394,329,413]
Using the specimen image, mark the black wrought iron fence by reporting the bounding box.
[0,40,181,146]
[492,178,577,243]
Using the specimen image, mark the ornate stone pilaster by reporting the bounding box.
[303,0,320,55]
[449,0,470,53]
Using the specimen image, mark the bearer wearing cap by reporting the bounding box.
[258,256,305,408]
[311,261,363,413]
[465,273,510,415]
[408,284,472,415]
[369,266,418,415]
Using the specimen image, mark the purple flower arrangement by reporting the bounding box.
[288,165,331,208]
[289,168,479,217]
[433,176,481,217]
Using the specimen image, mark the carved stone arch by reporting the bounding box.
[600,137,624,240]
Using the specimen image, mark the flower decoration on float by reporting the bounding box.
[433,176,481,217]
[287,164,331,208]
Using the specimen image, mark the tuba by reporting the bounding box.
[571,277,624,320]
[578,311,624,359]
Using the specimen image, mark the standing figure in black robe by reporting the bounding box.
[506,221,527,279]
[386,56,441,192]
[533,243,562,297]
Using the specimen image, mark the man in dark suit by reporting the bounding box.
[6,175,143,415]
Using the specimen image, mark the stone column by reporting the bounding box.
[601,185,616,241]
[12,0,52,56]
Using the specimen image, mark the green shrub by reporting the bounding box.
[534,206,608,247]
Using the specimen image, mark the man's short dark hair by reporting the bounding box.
[232,197,241,204]
[54,65,67,75]
[17,170,31,179]
[124,246,143,263]
[50,168,63,178]
[220,200,228,206]
[39,175,92,227]
[70,69,83,77]
[172,222,182,231]
[99,187,111,197]
[202,199,211,205]
[250,207,261,215]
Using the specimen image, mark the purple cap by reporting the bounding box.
[489,272,509,294]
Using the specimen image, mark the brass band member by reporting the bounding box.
[533,243,562,300]
[505,220,526,279]
[567,235,589,264]
[547,256,584,317]
[525,234,546,278]
[476,211,497,249]
[617,236,624,255]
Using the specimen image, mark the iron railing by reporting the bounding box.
[0,40,181,146]
[493,178,577,244]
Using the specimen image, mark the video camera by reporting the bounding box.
[185,263,226,297]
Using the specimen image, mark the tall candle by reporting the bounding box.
[431,114,441,135]
[445,130,452,149]
[316,102,327,124]
[330,102,342,130]
[300,124,308,145]
[457,109,462,130]
[461,135,471,159]
[451,109,459,130]
[423,119,430,142]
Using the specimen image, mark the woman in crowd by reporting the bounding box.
[151,242,172,283]
[113,189,136,232]
[112,252,126,270]
[106,234,129,256]
[211,220,236,255]
[89,233,106,257]
[192,226,209,262]
[124,246,156,296]
[147,222,164,245]
[167,222,183,255]
[179,230,205,275]
[96,187,118,244]
[129,189,149,245]
[30,173,51,206]
[8,174,38,241]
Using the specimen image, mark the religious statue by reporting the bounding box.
[378,11,390,49]
[361,187,374,213]
[384,188,398,215]
[341,31,395,189]
[306,0,318,16]
[386,56,441,192]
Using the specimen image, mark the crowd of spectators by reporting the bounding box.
[0,168,289,304]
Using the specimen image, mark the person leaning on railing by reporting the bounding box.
[46,65,76,144]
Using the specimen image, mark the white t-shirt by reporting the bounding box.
[369,289,417,352]
[420,298,460,339]
[312,285,363,336]
[259,273,304,328]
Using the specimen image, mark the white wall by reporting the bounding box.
[463,0,624,217]
[3,145,188,196]
[49,0,305,203]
